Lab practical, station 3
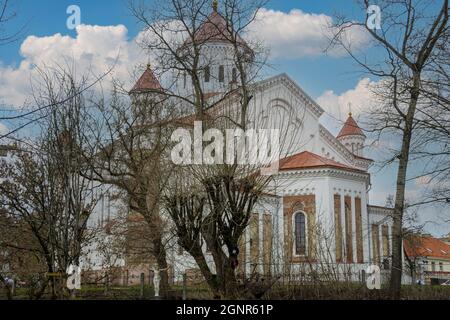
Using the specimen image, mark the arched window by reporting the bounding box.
[204,66,210,82]
[294,212,306,255]
[218,65,224,82]
[232,68,237,82]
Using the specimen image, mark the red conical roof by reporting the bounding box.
[130,65,162,93]
[337,113,366,138]
[182,2,249,49]
[193,11,247,45]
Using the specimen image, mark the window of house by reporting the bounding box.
[232,68,237,83]
[431,261,436,272]
[219,65,224,82]
[204,66,210,82]
[439,262,443,272]
[294,212,306,255]
[183,72,187,88]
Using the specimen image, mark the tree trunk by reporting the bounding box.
[221,261,239,299]
[153,237,170,298]
[191,249,221,298]
[389,76,420,299]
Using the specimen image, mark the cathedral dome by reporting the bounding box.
[337,113,366,138]
[129,64,162,94]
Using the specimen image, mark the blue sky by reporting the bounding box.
[2,0,367,96]
[0,0,448,236]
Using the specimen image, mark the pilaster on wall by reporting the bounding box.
[355,197,364,263]
[334,194,343,263]
[362,192,370,263]
[262,213,273,275]
[344,195,353,263]
[333,191,365,264]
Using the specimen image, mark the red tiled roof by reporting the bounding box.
[337,114,366,138]
[404,236,450,260]
[130,65,162,93]
[279,151,366,173]
[183,9,249,48]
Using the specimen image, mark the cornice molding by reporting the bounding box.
[276,167,370,183]
[252,73,325,118]
[368,205,394,216]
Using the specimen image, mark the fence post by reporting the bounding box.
[140,273,145,299]
[182,273,187,301]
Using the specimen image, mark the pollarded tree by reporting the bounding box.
[130,0,301,298]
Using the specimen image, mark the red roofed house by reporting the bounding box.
[403,235,450,285]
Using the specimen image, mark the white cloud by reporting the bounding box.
[0,8,371,108]
[317,78,378,134]
[0,123,8,135]
[247,8,369,59]
[0,24,147,108]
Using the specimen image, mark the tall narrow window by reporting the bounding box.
[204,66,210,82]
[294,212,306,255]
[219,65,224,82]
[232,68,237,83]
[183,72,187,88]
[431,261,436,272]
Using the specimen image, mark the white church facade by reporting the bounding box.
[85,4,395,284]
[164,72,394,282]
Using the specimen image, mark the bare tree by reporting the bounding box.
[328,0,449,298]
[0,0,23,46]
[0,67,101,299]
[87,81,180,297]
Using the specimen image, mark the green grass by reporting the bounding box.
[2,283,449,300]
